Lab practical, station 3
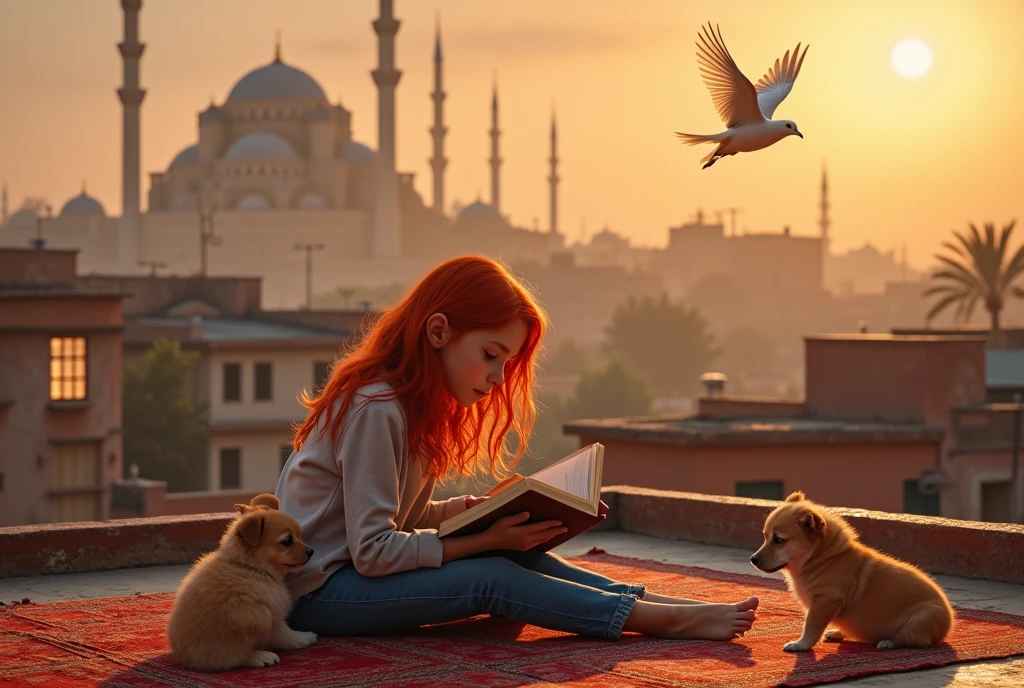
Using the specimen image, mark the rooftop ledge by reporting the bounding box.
[565,416,946,446]
[1,487,1021,585]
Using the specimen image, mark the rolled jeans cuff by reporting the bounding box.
[605,593,638,639]
[626,583,646,598]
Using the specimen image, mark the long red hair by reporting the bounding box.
[294,255,548,480]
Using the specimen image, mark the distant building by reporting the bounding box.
[567,333,1022,522]
[0,248,126,525]
[0,3,564,308]
[79,274,374,492]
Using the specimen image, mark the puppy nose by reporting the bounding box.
[304,547,314,557]
[750,554,761,566]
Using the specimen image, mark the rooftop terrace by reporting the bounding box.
[1,489,1022,686]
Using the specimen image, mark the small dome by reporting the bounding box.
[337,139,376,163]
[169,144,199,168]
[458,200,501,221]
[227,59,327,103]
[223,132,299,161]
[235,192,271,210]
[4,207,39,229]
[296,192,328,209]
[60,190,105,217]
[199,104,223,123]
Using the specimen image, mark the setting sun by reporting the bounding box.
[891,38,933,79]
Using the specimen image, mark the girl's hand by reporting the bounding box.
[484,511,567,551]
[465,495,488,509]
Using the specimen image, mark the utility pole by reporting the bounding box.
[294,243,325,310]
[716,207,744,237]
[137,259,166,277]
[195,190,220,277]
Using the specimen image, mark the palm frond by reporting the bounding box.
[926,293,965,323]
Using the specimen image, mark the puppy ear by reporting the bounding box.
[798,509,827,534]
[236,514,264,547]
[785,491,806,503]
[250,493,280,511]
[234,503,253,514]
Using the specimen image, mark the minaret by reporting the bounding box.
[429,16,447,214]
[548,108,559,235]
[372,0,402,259]
[819,163,830,258]
[118,0,145,265]
[488,79,502,214]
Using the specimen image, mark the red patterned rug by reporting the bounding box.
[2,551,1023,687]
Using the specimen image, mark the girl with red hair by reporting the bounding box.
[278,256,757,641]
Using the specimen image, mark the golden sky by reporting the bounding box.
[1,0,1021,269]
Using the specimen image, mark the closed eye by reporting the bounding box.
[281,535,293,547]
[484,351,497,361]
[772,534,785,545]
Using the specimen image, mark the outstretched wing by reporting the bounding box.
[695,23,764,128]
[755,43,809,120]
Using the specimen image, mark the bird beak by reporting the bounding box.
[796,131,804,139]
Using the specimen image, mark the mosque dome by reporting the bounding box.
[223,132,299,161]
[458,200,501,221]
[226,56,327,103]
[60,189,106,217]
[337,139,376,163]
[169,144,199,168]
[4,207,39,229]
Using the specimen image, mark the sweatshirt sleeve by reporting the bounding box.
[340,400,445,577]
[414,495,470,530]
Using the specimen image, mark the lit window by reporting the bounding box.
[50,337,87,400]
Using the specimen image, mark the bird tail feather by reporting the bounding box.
[674,131,719,146]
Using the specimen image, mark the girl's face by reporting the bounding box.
[428,315,529,407]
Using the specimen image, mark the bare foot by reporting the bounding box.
[673,603,757,640]
[643,593,761,611]
[624,600,756,640]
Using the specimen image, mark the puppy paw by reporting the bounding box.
[294,630,318,649]
[824,629,845,642]
[783,640,813,652]
[876,640,896,650]
[243,650,280,668]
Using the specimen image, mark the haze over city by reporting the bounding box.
[2,0,1021,268]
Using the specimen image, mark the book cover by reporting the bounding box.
[437,443,605,551]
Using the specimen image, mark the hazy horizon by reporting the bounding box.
[1,0,1021,270]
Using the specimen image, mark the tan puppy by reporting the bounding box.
[750,491,953,652]
[167,493,318,671]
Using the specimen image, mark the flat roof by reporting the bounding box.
[132,316,344,344]
[0,286,130,299]
[564,414,945,446]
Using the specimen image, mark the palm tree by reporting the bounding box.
[924,220,1024,346]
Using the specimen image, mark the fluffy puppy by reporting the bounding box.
[750,491,954,651]
[167,493,318,671]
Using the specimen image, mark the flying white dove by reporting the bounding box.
[676,23,809,169]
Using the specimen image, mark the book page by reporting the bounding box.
[530,445,594,500]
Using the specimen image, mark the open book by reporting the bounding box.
[437,442,605,551]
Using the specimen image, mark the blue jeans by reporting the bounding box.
[288,550,645,640]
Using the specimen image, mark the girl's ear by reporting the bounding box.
[426,313,451,349]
